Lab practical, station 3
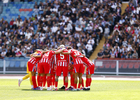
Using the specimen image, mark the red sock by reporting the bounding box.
[55,81,58,88]
[37,75,40,86]
[78,83,81,89]
[82,78,84,88]
[65,82,68,88]
[42,76,46,87]
[47,76,51,87]
[71,75,74,87]
[89,78,92,87]
[86,78,89,87]
[73,83,77,89]
[63,77,66,87]
[39,76,44,87]
[52,75,55,86]
[32,76,37,88]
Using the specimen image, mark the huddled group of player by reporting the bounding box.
[18,45,95,91]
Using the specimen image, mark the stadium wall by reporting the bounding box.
[0,58,140,75]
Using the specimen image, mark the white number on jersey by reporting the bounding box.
[60,54,64,59]
[74,51,80,56]
[44,52,49,57]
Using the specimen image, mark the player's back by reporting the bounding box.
[42,50,55,60]
[69,49,83,64]
[40,50,55,63]
[81,57,94,67]
[56,49,69,61]
[28,51,43,65]
[56,49,69,67]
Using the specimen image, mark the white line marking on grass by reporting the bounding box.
[0,76,140,81]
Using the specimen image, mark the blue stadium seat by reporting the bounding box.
[19,57,25,59]
[16,5,22,9]
[15,61,20,67]
[9,57,15,59]
[14,13,19,17]
[15,57,19,60]
[20,61,26,67]
[38,11,43,15]
[25,58,30,60]
[6,8,10,12]
[21,16,25,21]
[5,61,10,67]
[29,2,35,4]
[0,60,3,68]
[27,13,32,17]
[10,2,14,4]
[30,11,34,14]
[21,6,26,9]
[4,57,9,60]
[9,61,15,67]
[9,4,13,7]
[34,24,37,30]
[24,2,28,4]
[2,16,7,20]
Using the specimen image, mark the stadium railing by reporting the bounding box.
[0,58,140,75]
[94,59,140,75]
[0,58,29,74]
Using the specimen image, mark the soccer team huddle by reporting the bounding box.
[18,45,95,91]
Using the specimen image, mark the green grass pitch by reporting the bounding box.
[0,79,140,100]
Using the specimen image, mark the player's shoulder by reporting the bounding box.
[63,49,69,52]
[70,49,76,52]
[50,50,55,53]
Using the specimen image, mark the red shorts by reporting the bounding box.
[37,63,41,73]
[73,63,84,73]
[27,62,36,72]
[86,65,94,75]
[68,64,74,72]
[38,62,51,74]
[82,65,85,74]
[50,68,55,75]
[56,66,68,76]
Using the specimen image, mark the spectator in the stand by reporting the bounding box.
[1,49,6,57]
[26,49,31,57]
[9,49,15,57]
[132,49,138,59]
[34,6,39,14]
[0,0,124,59]
[6,49,11,57]
[79,47,86,56]
[86,43,93,57]
[17,15,21,21]
[10,18,14,26]
[103,49,110,58]
[88,37,95,46]
[121,52,127,58]
[97,49,103,58]
[15,49,22,57]
[104,24,110,40]
[110,50,115,58]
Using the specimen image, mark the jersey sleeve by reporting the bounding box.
[52,51,55,55]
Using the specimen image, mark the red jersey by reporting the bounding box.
[40,50,55,63]
[69,49,83,64]
[81,57,94,67]
[28,50,43,65]
[56,49,69,67]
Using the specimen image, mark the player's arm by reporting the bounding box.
[54,48,65,54]
[42,50,49,54]
[75,54,85,57]
[61,51,71,55]
[30,54,33,57]
[32,53,42,57]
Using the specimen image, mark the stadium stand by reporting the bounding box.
[0,0,123,61]
[97,0,140,60]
